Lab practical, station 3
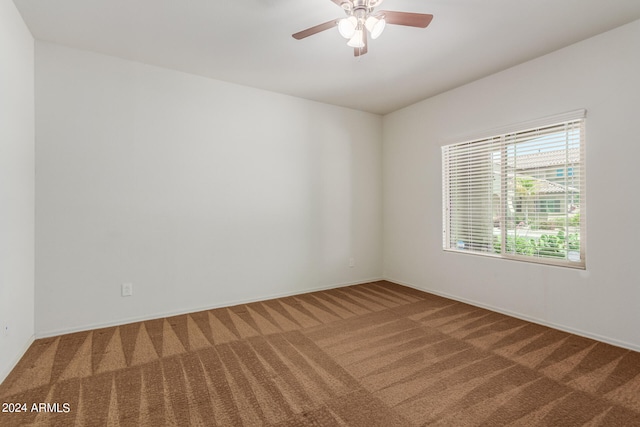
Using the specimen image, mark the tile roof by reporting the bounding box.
[534,179,579,194]
[508,148,580,170]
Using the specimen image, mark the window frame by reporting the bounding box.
[441,110,586,269]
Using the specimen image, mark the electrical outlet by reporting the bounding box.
[121,283,133,297]
[349,257,355,268]
[2,324,9,337]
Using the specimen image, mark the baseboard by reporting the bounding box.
[385,277,640,353]
[0,334,35,385]
[35,277,385,339]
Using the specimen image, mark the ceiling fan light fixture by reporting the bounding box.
[347,29,365,48]
[338,16,358,39]
[365,16,386,39]
[292,1,434,56]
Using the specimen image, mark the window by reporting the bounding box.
[556,167,574,177]
[442,110,586,268]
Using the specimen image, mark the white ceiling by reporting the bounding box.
[13,0,640,115]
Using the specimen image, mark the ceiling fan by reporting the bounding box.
[292,0,433,56]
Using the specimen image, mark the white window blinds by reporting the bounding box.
[442,110,586,268]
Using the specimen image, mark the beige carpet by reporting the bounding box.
[1,281,640,426]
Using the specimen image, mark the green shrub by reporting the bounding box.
[569,213,580,227]
[493,230,579,259]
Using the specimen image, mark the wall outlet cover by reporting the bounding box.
[121,283,133,297]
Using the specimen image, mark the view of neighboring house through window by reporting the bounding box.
[442,110,586,268]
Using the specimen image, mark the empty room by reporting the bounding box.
[2,0,640,425]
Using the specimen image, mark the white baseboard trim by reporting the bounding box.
[0,334,35,385]
[35,277,385,339]
[386,277,640,353]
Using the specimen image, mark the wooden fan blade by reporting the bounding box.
[292,19,339,40]
[378,11,433,28]
[354,29,368,57]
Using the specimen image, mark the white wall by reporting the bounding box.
[383,20,640,350]
[35,42,383,336]
[0,0,35,383]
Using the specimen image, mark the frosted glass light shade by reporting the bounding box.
[347,29,365,48]
[338,16,358,39]
[365,16,386,39]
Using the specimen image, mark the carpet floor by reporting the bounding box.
[1,281,640,426]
